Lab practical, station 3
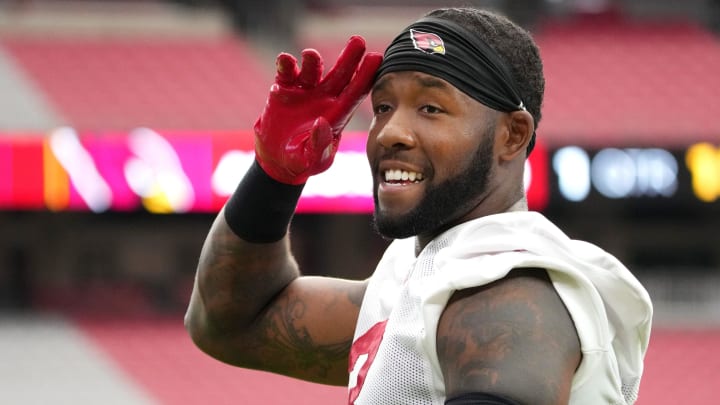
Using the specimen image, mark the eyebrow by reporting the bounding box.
[416,75,449,89]
[372,75,392,93]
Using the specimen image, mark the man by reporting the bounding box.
[185,7,652,405]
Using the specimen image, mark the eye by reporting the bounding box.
[373,103,392,115]
[420,105,443,114]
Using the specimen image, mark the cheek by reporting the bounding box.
[432,130,482,176]
[365,121,380,158]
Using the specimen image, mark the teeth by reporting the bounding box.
[384,170,423,182]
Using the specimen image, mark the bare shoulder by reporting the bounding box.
[436,268,581,404]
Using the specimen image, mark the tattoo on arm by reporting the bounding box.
[238,280,365,384]
[192,217,366,384]
[254,296,351,379]
[197,223,299,336]
[437,269,581,405]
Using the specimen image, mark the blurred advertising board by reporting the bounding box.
[0,128,717,214]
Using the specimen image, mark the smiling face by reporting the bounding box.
[367,71,502,241]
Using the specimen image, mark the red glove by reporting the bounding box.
[253,36,383,185]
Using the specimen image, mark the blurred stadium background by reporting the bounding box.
[1,0,719,403]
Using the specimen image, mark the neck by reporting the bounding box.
[414,195,529,255]
[506,196,528,212]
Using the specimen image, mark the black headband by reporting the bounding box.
[376,17,536,154]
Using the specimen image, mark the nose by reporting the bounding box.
[373,111,417,150]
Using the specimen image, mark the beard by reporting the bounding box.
[372,129,495,240]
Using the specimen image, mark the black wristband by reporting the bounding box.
[223,160,305,243]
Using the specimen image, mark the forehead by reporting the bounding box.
[372,71,456,94]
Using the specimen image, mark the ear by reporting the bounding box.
[499,110,535,162]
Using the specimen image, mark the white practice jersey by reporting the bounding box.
[348,211,653,405]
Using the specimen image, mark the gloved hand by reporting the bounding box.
[253,36,383,185]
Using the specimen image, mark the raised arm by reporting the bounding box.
[437,268,582,404]
[185,37,383,385]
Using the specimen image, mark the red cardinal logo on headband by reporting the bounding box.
[410,29,446,55]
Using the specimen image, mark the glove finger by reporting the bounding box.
[275,53,300,86]
[336,52,383,109]
[297,49,323,89]
[309,116,333,152]
[320,36,367,95]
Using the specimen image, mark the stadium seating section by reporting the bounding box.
[1,35,272,131]
[2,13,718,147]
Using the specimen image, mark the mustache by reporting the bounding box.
[370,149,426,172]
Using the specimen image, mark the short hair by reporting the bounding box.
[424,7,545,130]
